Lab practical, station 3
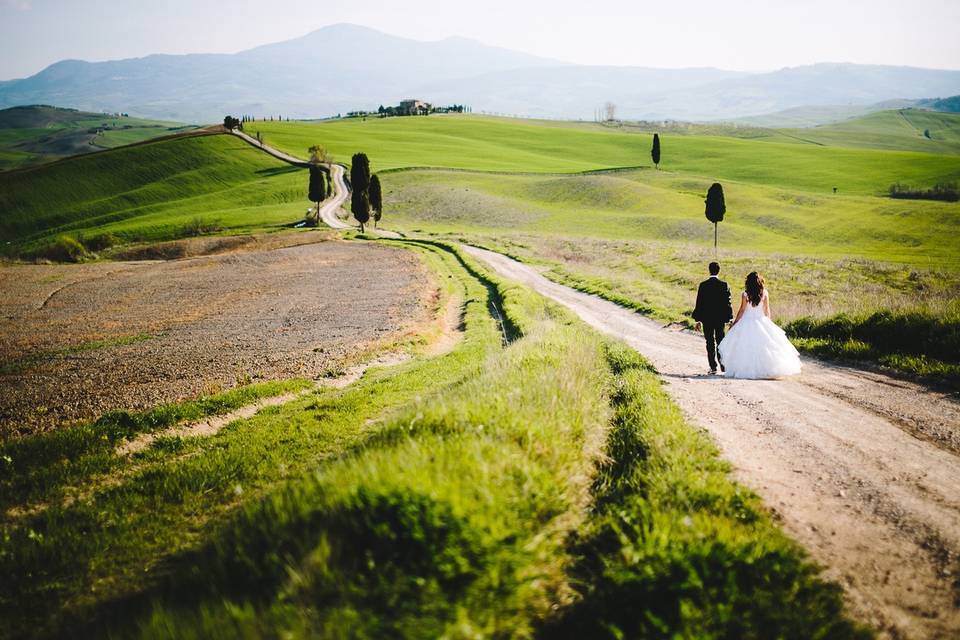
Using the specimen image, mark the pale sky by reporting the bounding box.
[2,0,959,80]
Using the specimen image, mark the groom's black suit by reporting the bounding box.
[692,276,734,372]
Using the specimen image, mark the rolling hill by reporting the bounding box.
[0,105,193,170]
[1,24,958,122]
[778,109,960,154]
[246,114,960,194]
[0,133,304,250]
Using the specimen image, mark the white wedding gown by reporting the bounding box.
[718,292,801,379]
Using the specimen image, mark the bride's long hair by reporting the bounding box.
[745,272,765,306]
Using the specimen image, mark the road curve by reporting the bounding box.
[229,129,358,231]
[463,244,960,640]
[229,129,310,167]
[319,164,354,230]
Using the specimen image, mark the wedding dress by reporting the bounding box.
[718,291,801,379]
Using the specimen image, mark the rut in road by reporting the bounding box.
[463,245,960,640]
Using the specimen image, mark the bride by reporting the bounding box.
[718,272,802,379]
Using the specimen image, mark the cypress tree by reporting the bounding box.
[704,182,726,252]
[351,190,370,233]
[351,153,370,193]
[369,175,383,228]
[651,133,661,168]
[350,153,372,232]
[308,165,326,221]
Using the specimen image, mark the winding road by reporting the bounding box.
[463,246,960,640]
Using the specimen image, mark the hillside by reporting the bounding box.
[0,105,193,170]
[0,133,303,250]
[779,109,960,154]
[1,25,958,121]
[248,115,960,195]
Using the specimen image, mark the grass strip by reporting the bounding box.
[544,340,871,638]
[786,309,960,390]
[0,378,313,513]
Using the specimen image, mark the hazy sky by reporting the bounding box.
[2,0,959,80]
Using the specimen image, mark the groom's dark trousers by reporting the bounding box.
[701,322,726,372]
[692,276,734,372]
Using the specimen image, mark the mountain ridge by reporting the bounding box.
[1,23,958,123]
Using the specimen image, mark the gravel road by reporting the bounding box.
[464,244,960,640]
[0,237,431,439]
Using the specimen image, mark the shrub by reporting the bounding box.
[178,217,223,238]
[79,232,117,252]
[888,182,959,202]
[32,235,88,262]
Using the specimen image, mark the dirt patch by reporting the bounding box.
[0,236,431,439]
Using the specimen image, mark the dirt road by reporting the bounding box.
[0,237,431,439]
[463,245,960,639]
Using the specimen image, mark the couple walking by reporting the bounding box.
[691,262,801,379]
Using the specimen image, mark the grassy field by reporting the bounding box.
[779,109,960,155]
[0,239,864,638]
[249,114,960,195]
[0,134,310,255]
[0,105,193,170]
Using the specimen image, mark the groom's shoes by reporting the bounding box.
[709,368,718,375]
[720,364,726,373]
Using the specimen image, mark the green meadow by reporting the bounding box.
[249,114,960,194]
[0,134,307,254]
[779,109,960,155]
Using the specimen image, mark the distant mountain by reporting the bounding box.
[1,24,959,122]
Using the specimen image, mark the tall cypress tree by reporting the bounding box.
[369,175,383,228]
[704,182,726,253]
[651,133,661,168]
[350,153,372,232]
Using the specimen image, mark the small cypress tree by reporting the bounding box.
[351,189,370,233]
[704,182,726,253]
[308,165,326,222]
[651,133,661,168]
[369,175,383,227]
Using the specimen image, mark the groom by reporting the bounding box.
[692,261,733,374]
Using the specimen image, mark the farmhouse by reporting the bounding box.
[399,99,431,115]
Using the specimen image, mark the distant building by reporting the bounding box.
[399,99,431,116]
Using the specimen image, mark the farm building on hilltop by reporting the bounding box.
[399,99,431,115]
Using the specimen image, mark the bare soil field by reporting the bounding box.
[0,234,432,439]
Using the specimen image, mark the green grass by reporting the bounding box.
[0,134,312,254]
[785,306,960,388]
[382,168,960,267]
[0,239,863,639]
[547,341,870,639]
[780,109,960,155]
[250,114,960,195]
